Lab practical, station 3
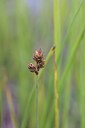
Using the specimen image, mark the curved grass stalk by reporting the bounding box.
[59,28,85,95]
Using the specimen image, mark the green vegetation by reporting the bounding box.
[0,0,85,128]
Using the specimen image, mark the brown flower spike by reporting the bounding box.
[28,48,45,75]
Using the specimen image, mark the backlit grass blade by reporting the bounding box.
[80,1,85,127]
[59,28,85,95]
[53,0,60,127]
[62,71,71,128]
[57,0,83,63]
[53,51,59,128]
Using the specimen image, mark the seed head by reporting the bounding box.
[28,48,45,75]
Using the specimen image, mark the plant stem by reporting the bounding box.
[53,0,59,126]
[35,75,39,128]
[21,46,56,128]
[53,51,59,128]
[0,87,2,128]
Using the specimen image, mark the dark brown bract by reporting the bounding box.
[28,48,45,75]
[28,63,38,75]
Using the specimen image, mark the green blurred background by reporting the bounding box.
[0,0,85,128]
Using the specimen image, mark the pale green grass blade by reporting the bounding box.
[54,0,61,127]
[53,52,59,128]
[80,38,85,128]
[40,76,54,128]
[62,71,71,128]
[59,28,85,95]
[80,1,85,127]
[57,0,83,63]
[45,103,54,128]
[54,0,61,57]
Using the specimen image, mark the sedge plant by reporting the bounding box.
[28,48,45,128]
[21,46,55,128]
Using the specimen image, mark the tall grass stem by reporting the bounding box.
[53,51,59,128]
[35,75,39,128]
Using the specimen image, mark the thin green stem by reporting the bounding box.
[53,51,59,128]
[53,0,60,127]
[0,87,2,128]
[35,75,39,128]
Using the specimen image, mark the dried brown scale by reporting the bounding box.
[28,48,45,75]
[33,54,43,59]
[33,57,43,63]
[33,48,45,60]
[37,61,45,68]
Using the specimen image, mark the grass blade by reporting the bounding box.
[59,28,85,95]
[80,1,85,127]
[57,0,83,63]
[53,0,60,127]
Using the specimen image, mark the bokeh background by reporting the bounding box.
[0,0,85,128]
